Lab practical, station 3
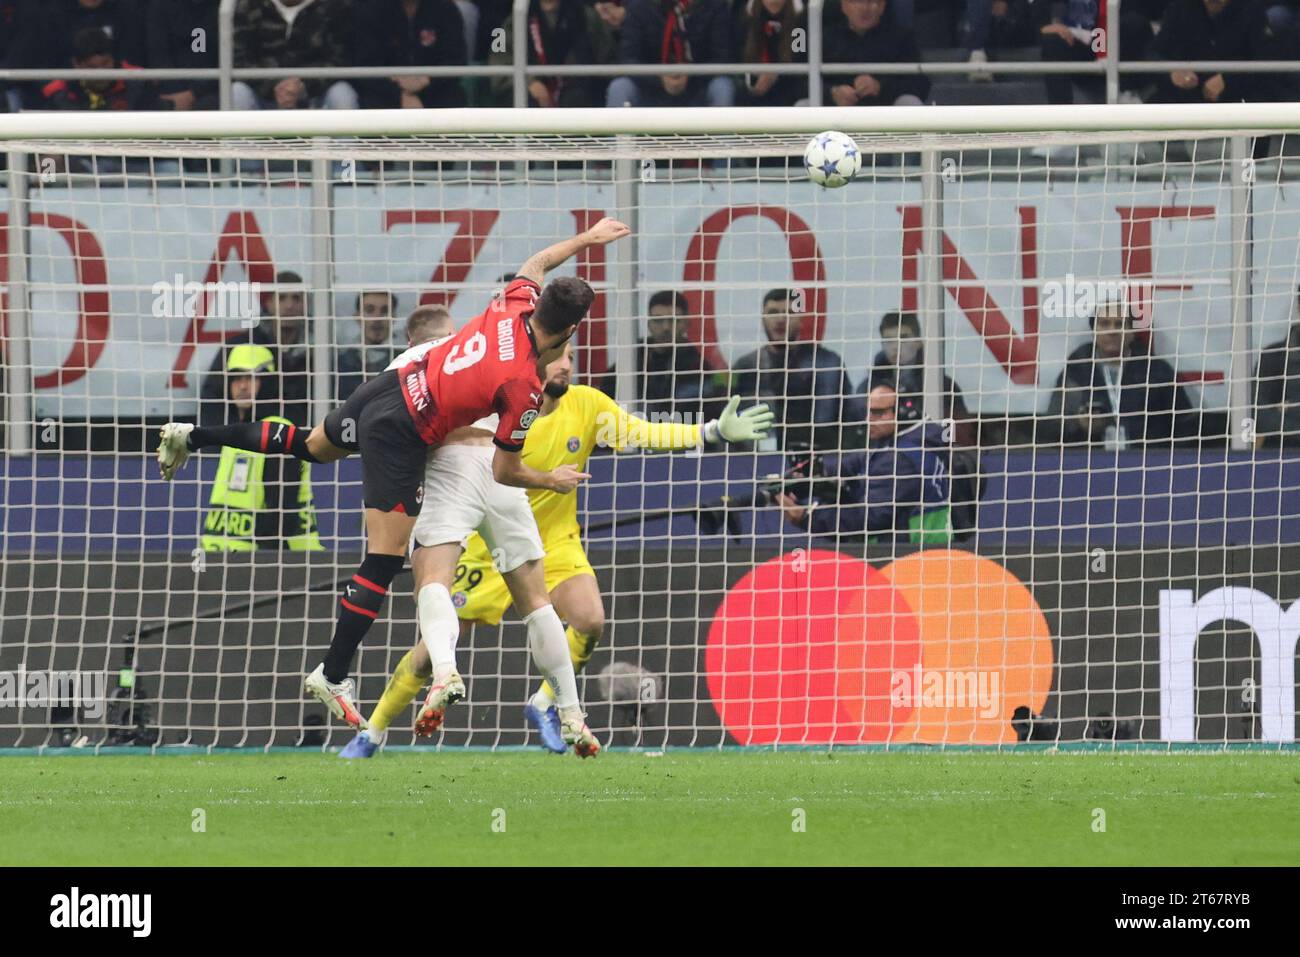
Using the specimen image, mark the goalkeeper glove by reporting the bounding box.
[702,395,775,444]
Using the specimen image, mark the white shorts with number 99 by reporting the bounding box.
[409,442,544,573]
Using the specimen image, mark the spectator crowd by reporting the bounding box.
[176,253,1300,462]
[195,264,1269,460]
[207,269,1271,550]
[3,0,1298,114]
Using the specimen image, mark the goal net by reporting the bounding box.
[2,104,1299,751]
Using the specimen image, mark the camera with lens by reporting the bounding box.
[696,453,850,538]
[757,453,835,505]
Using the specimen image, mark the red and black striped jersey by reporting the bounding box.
[395,277,545,451]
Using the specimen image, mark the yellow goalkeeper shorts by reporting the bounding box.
[451,536,596,626]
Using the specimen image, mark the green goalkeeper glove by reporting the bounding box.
[702,395,775,444]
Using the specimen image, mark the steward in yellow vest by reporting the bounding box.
[201,344,324,552]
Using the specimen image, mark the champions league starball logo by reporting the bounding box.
[567,436,580,453]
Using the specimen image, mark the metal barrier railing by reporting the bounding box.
[1,0,1297,110]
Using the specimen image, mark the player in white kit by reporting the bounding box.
[341,303,599,758]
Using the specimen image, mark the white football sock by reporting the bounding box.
[417,583,459,682]
[530,687,556,711]
[524,604,579,709]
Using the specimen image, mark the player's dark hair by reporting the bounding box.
[880,311,921,337]
[406,305,452,344]
[355,290,396,315]
[648,290,689,315]
[762,288,791,307]
[72,27,112,62]
[534,277,594,337]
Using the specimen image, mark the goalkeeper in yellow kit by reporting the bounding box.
[362,345,773,753]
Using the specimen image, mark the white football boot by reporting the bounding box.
[305,663,368,729]
[559,709,600,759]
[413,670,466,736]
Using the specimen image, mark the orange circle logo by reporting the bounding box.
[705,549,1053,744]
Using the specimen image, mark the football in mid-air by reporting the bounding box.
[804,130,861,188]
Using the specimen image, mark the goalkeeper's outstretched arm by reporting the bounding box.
[516,217,630,286]
[701,395,775,445]
[593,392,775,452]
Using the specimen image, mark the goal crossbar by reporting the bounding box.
[2,103,1300,140]
[3,104,1299,163]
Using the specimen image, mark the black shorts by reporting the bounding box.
[323,369,428,515]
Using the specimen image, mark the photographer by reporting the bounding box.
[776,384,970,544]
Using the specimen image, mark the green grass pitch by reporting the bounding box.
[2,750,1298,866]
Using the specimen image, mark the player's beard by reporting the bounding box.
[544,380,569,400]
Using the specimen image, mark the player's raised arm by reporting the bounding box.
[516,217,631,285]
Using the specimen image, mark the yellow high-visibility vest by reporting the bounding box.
[201,416,324,552]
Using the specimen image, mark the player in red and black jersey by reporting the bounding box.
[390,275,548,456]
[156,218,632,728]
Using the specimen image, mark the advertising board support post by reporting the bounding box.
[217,0,236,181]
[612,150,640,407]
[919,149,945,423]
[1228,135,1254,452]
[310,153,335,428]
[6,150,31,457]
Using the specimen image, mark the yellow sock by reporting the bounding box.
[536,626,599,706]
[368,650,426,733]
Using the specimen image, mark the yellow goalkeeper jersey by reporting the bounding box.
[462,384,702,558]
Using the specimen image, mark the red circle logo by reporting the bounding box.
[704,549,921,744]
[705,549,1053,744]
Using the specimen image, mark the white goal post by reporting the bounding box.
[2,103,1300,752]
[3,102,1300,136]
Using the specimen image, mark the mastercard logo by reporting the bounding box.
[704,549,1054,745]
